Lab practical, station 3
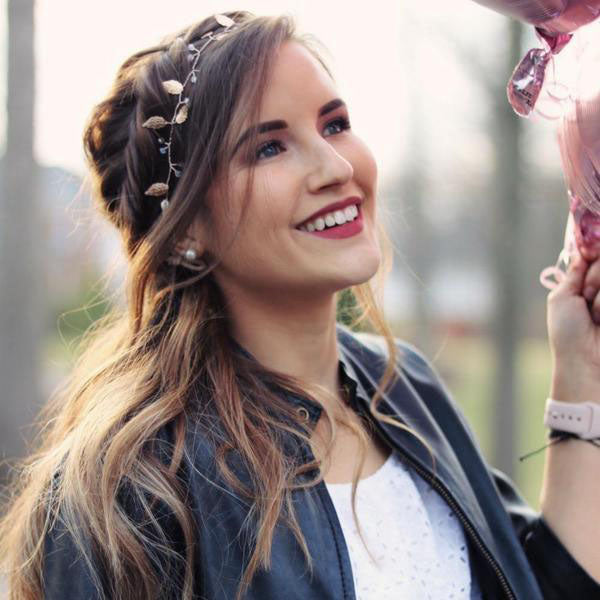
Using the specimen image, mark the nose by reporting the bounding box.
[305,137,354,192]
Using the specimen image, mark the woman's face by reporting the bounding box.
[204,40,381,302]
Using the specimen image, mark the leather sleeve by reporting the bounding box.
[491,467,600,599]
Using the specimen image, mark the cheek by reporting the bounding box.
[353,138,378,189]
[345,139,378,225]
[213,178,288,261]
[245,171,298,232]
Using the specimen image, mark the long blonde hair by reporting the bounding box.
[0,11,432,600]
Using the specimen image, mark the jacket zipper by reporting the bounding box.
[359,409,516,600]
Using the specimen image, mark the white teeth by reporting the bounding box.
[298,204,360,232]
[334,210,347,225]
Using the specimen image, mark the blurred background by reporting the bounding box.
[0,0,582,531]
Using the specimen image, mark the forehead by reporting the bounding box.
[259,40,337,117]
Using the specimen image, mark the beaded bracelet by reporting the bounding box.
[519,429,600,462]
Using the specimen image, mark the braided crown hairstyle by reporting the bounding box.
[0,10,419,600]
[86,11,256,271]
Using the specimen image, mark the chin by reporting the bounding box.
[332,254,382,290]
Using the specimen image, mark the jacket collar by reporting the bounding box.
[231,325,488,523]
[334,323,483,503]
[229,323,475,490]
[230,324,536,598]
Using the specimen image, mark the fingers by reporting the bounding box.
[580,245,598,262]
[583,255,600,323]
[590,291,600,325]
[577,248,600,324]
[583,253,600,302]
[554,248,588,298]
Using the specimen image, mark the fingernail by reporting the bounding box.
[584,286,596,300]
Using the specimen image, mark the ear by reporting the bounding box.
[173,217,209,258]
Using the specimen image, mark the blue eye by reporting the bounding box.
[324,116,351,136]
[255,140,284,161]
[254,116,351,161]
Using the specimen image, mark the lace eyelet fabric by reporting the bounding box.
[325,451,482,599]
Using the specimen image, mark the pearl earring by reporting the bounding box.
[184,248,197,261]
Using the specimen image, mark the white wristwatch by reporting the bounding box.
[544,397,600,440]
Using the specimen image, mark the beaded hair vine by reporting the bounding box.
[142,14,238,215]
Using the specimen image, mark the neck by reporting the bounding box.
[222,283,343,401]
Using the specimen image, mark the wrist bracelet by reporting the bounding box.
[518,398,600,462]
[519,430,600,462]
[548,428,600,446]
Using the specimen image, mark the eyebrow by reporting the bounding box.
[232,98,346,157]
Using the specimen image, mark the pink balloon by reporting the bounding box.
[476,4,600,286]
[472,0,600,115]
[556,41,600,261]
[472,0,600,34]
[539,1,600,34]
[506,47,553,116]
[574,44,600,173]
[472,1,566,27]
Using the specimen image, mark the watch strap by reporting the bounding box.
[544,398,600,440]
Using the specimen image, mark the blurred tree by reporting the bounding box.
[0,0,43,485]
[399,9,435,357]
[488,20,526,477]
[407,14,527,477]
[336,287,369,331]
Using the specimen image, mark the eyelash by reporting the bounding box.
[254,116,351,161]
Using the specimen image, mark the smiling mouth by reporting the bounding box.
[294,204,363,239]
[295,203,361,233]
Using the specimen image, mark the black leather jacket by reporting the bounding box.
[43,323,600,599]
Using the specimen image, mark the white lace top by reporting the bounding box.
[325,449,482,599]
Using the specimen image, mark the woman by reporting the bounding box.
[1,10,600,600]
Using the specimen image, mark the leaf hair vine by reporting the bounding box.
[142,14,238,213]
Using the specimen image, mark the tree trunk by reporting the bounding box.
[490,19,525,477]
[401,10,434,356]
[0,0,42,485]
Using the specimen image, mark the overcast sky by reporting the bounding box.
[0,0,593,191]
[0,1,546,180]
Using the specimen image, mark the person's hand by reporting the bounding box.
[546,245,600,404]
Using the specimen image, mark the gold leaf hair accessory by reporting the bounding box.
[142,14,238,213]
